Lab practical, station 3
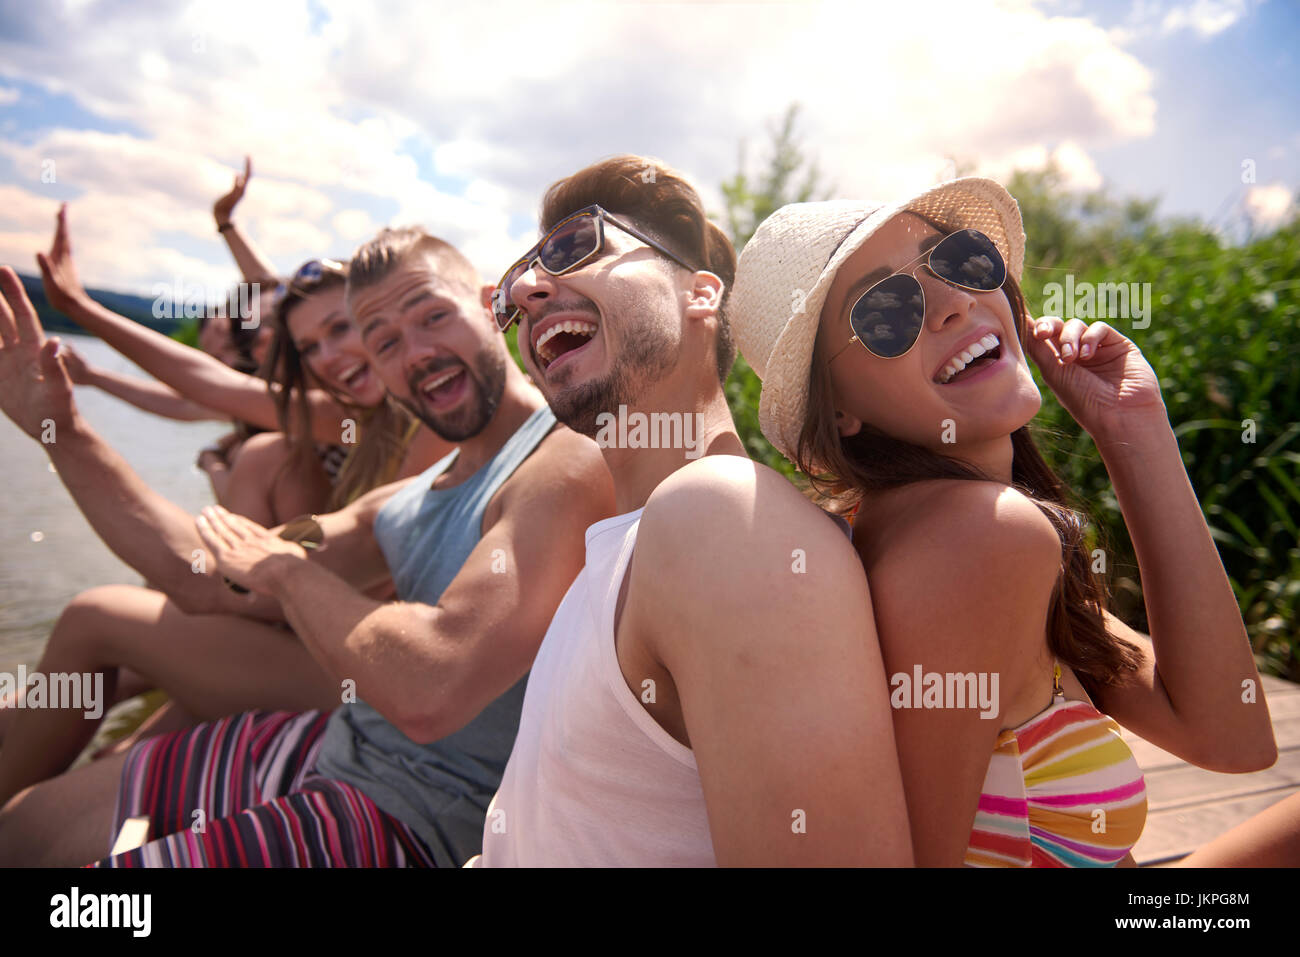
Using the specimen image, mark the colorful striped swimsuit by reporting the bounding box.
[963,689,1148,867]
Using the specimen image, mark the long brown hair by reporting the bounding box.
[260,264,416,509]
[796,273,1143,699]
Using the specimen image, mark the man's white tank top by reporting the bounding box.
[474,508,716,866]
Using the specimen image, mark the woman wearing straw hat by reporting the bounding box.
[729,178,1282,866]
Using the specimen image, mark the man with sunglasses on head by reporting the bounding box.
[471,155,912,866]
[0,227,613,867]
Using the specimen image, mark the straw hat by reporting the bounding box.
[729,177,1025,467]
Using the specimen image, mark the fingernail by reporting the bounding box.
[1081,343,1093,358]
[1036,321,1050,334]
[1061,343,1074,359]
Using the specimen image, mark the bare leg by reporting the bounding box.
[1174,792,1300,867]
[0,583,338,805]
[0,750,126,866]
[0,666,150,743]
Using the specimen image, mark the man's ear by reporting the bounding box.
[683,271,724,320]
[835,408,863,438]
[479,283,496,309]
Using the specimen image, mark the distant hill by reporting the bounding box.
[15,273,191,341]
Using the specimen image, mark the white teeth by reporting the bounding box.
[339,363,364,381]
[422,368,461,393]
[938,332,1002,384]
[535,320,597,365]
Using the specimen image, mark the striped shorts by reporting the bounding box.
[94,709,439,868]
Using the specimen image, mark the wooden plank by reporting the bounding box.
[1130,675,1300,865]
[1140,748,1300,810]
[1135,788,1300,865]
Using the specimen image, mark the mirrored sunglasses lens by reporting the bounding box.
[928,230,1005,291]
[851,275,924,359]
[538,215,599,273]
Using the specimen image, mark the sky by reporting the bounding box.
[0,0,1295,299]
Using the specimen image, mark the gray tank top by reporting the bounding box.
[314,404,557,866]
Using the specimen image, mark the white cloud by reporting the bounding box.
[0,0,1161,295]
[0,86,18,106]
[1161,0,1259,37]
[1245,183,1293,229]
[331,208,379,244]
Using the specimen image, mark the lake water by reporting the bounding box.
[0,335,227,673]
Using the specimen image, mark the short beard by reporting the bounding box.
[546,312,677,437]
[401,344,508,442]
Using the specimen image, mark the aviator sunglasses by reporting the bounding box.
[492,205,696,332]
[829,228,1007,362]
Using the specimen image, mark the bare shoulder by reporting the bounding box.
[491,423,613,524]
[865,480,1060,576]
[862,480,1062,662]
[637,453,865,607]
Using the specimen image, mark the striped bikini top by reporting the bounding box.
[964,669,1147,867]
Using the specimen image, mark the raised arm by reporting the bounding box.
[0,267,401,623]
[213,156,279,286]
[59,338,226,422]
[1027,317,1275,772]
[630,456,913,866]
[195,428,615,741]
[36,205,348,443]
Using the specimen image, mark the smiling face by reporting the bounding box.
[348,251,507,441]
[285,285,386,407]
[508,221,684,436]
[815,212,1041,453]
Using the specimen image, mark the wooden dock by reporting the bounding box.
[1130,673,1300,865]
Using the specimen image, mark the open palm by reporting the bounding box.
[0,266,78,440]
[35,204,90,317]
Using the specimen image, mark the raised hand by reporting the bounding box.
[35,204,90,317]
[195,505,308,597]
[213,156,252,226]
[57,339,93,385]
[1024,316,1167,444]
[0,266,79,440]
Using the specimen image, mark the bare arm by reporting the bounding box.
[1089,423,1276,771]
[1028,317,1275,772]
[630,456,913,866]
[67,351,226,422]
[197,428,615,742]
[0,266,397,619]
[36,205,348,443]
[213,157,279,285]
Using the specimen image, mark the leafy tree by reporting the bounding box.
[719,104,830,478]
